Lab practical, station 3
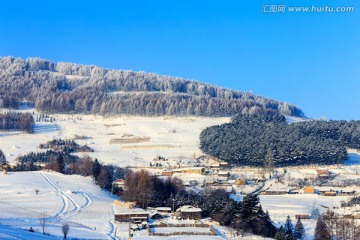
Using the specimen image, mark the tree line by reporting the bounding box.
[0,112,34,133]
[0,56,304,117]
[13,148,125,192]
[314,209,360,240]
[39,139,93,153]
[200,109,360,167]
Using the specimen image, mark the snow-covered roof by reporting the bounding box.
[173,167,204,172]
[156,207,171,211]
[178,205,202,213]
[114,207,148,215]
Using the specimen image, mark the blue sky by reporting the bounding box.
[0,0,359,120]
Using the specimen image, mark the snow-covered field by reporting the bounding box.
[0,171,116,239]
[0,111,229,167]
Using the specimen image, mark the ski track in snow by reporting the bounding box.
[107,220,116,240]
[80,192,93,209]
[40,172,98,228]
[40,172,69,219]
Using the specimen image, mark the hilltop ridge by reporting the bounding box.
[0,56,304,117]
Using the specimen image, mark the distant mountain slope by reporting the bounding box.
[0,56,304,117]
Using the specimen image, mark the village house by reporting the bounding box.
[205,161,220,169]
[316,169,330,179]
[162,169,173,176]
[261,190,288,195]
[173,167,205,174]
[177,205,202,220]
[113,179,126,190]
[114,208,149,223]
[218,171,230,178]
[219,161,229,168]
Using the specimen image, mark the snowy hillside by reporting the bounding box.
[0,171,115,239]
[0,110,229,167]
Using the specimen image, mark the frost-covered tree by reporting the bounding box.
[293,218,305,240]
[284,215,294,235]
[0,56,305,117]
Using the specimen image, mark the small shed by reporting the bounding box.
[234,178,246,185]
[322,191,337,197]
[304,186,315,194]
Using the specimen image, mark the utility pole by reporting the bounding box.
[172,198,175,213]
[128,213,131,240]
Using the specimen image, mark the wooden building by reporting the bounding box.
[173,167,205,174]
[177,205,202,220]
[162,169,173,176]
[295,214,311,220]
[316,169,330,179]
[114,208,149,223]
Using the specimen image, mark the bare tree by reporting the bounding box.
[39,212,48,234]
[62,222,70,239]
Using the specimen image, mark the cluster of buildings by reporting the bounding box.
[113,204,203,224]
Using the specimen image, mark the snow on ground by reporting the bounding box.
[134,236,225,240]
[260,194,349,219]
[0,171,116,239]
[285,115,309,124]
[0,110,229,167]
[0,224,57,240]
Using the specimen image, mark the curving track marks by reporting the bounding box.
[80,192,93,209]
[40,172,70,219]
[40,172,95,222]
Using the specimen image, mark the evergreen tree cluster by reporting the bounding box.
[0,56,304,117]
[341,195,360,207]
[39,138,93,153]
[275,216,304,240]
[200,110,360,167]
[17,150,78,165]
[0,112,35,133]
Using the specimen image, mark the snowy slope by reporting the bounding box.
[0,171,116,239]
[0,111,229,167]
